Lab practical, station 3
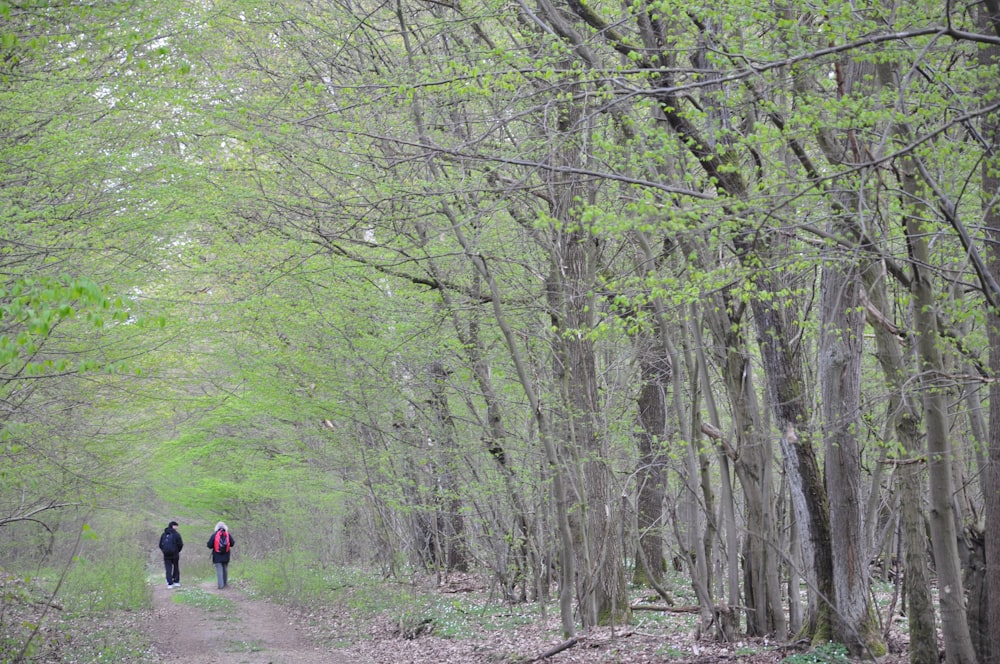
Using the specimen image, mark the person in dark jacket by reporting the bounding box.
[207,521,235,589]
[158,521,184,588]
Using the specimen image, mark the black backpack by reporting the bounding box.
[160,531,179,555]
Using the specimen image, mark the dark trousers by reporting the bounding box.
[163,555,180,584]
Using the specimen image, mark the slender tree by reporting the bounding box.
[980,2,1000,661]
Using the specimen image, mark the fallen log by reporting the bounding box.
[532,636,579,661]
[631,603,740,614]
[630,603,702,613]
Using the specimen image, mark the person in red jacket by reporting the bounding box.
[207,521,235,589]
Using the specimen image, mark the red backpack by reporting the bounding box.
[213,529,230,553]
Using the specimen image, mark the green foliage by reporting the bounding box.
[52,622,150,664]
[151,425,348,539]
[0,275,132,376]
[59,530,151,614]
[172,587,235,615]
[59,555,150,614]
[3,0,997,654]
[239,554,331,602]
[781,642,851,664]
[0,520,153,664]
[654,644,692,659]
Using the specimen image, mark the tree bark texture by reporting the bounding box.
[545,92,629,628]
[426,361,470,573]
[819,255,882,655]
[634,339,670,589]
[904,168,978,664]
[862,262,938,664]
[696,290,783,637]
[738,262,833,637]
[556,226,630,627]
[979,4,1000,661]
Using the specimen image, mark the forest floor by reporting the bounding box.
[5,571,915,663]
[143,573,913,664]
[141,578,354,664]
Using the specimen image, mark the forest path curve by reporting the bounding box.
[143,578,360,664]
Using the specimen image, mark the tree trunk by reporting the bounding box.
[737,263,833,638]
[980,2,1000,660]
[903,164,978,664]
[684,388,717,636]
[447,221,578,638]
[425,362,469,572]
[861,262,938,664]
[554,225,630,626]
[545,92,629,627]
[786,489,803,636]
[633,337,670,589]
[695,293,782,637]
[645,51,836,637]
[690,312,741,635]
[629,233,675,598]
[819,254,882,655]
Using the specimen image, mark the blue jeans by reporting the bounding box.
[214,561,228,588]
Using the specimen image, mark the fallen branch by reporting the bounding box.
[532,636,579,661]
[631,603,739,614]
[631,603,701,613]
[877,456,925,466]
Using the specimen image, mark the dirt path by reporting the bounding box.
[144,579,361,664]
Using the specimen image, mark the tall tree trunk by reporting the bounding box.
[861,263,938,664]
[662,334,720,636]
[690,311,740,636]
[545,92,629,627]
[426,361,469,573]
[694,293,782,637]
[633,335,670,589]
[636,47,836,636]
[629,231,674,592]
[786,492,803,636]
[810,45,886,654]
[737,260,833,638]
[682,367,718,636]
[634,51,835,637]
[447,221,578,638]
[819,251,882,655]
[552,224,630,626]
[979,2,1000,661]
[902,163,979,664]
[682,337,718,629]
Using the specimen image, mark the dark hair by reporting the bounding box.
[168,521,178,528]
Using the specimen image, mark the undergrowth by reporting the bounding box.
[780,641,851,664]
[0,519,157,663]
[171,586,235,616]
